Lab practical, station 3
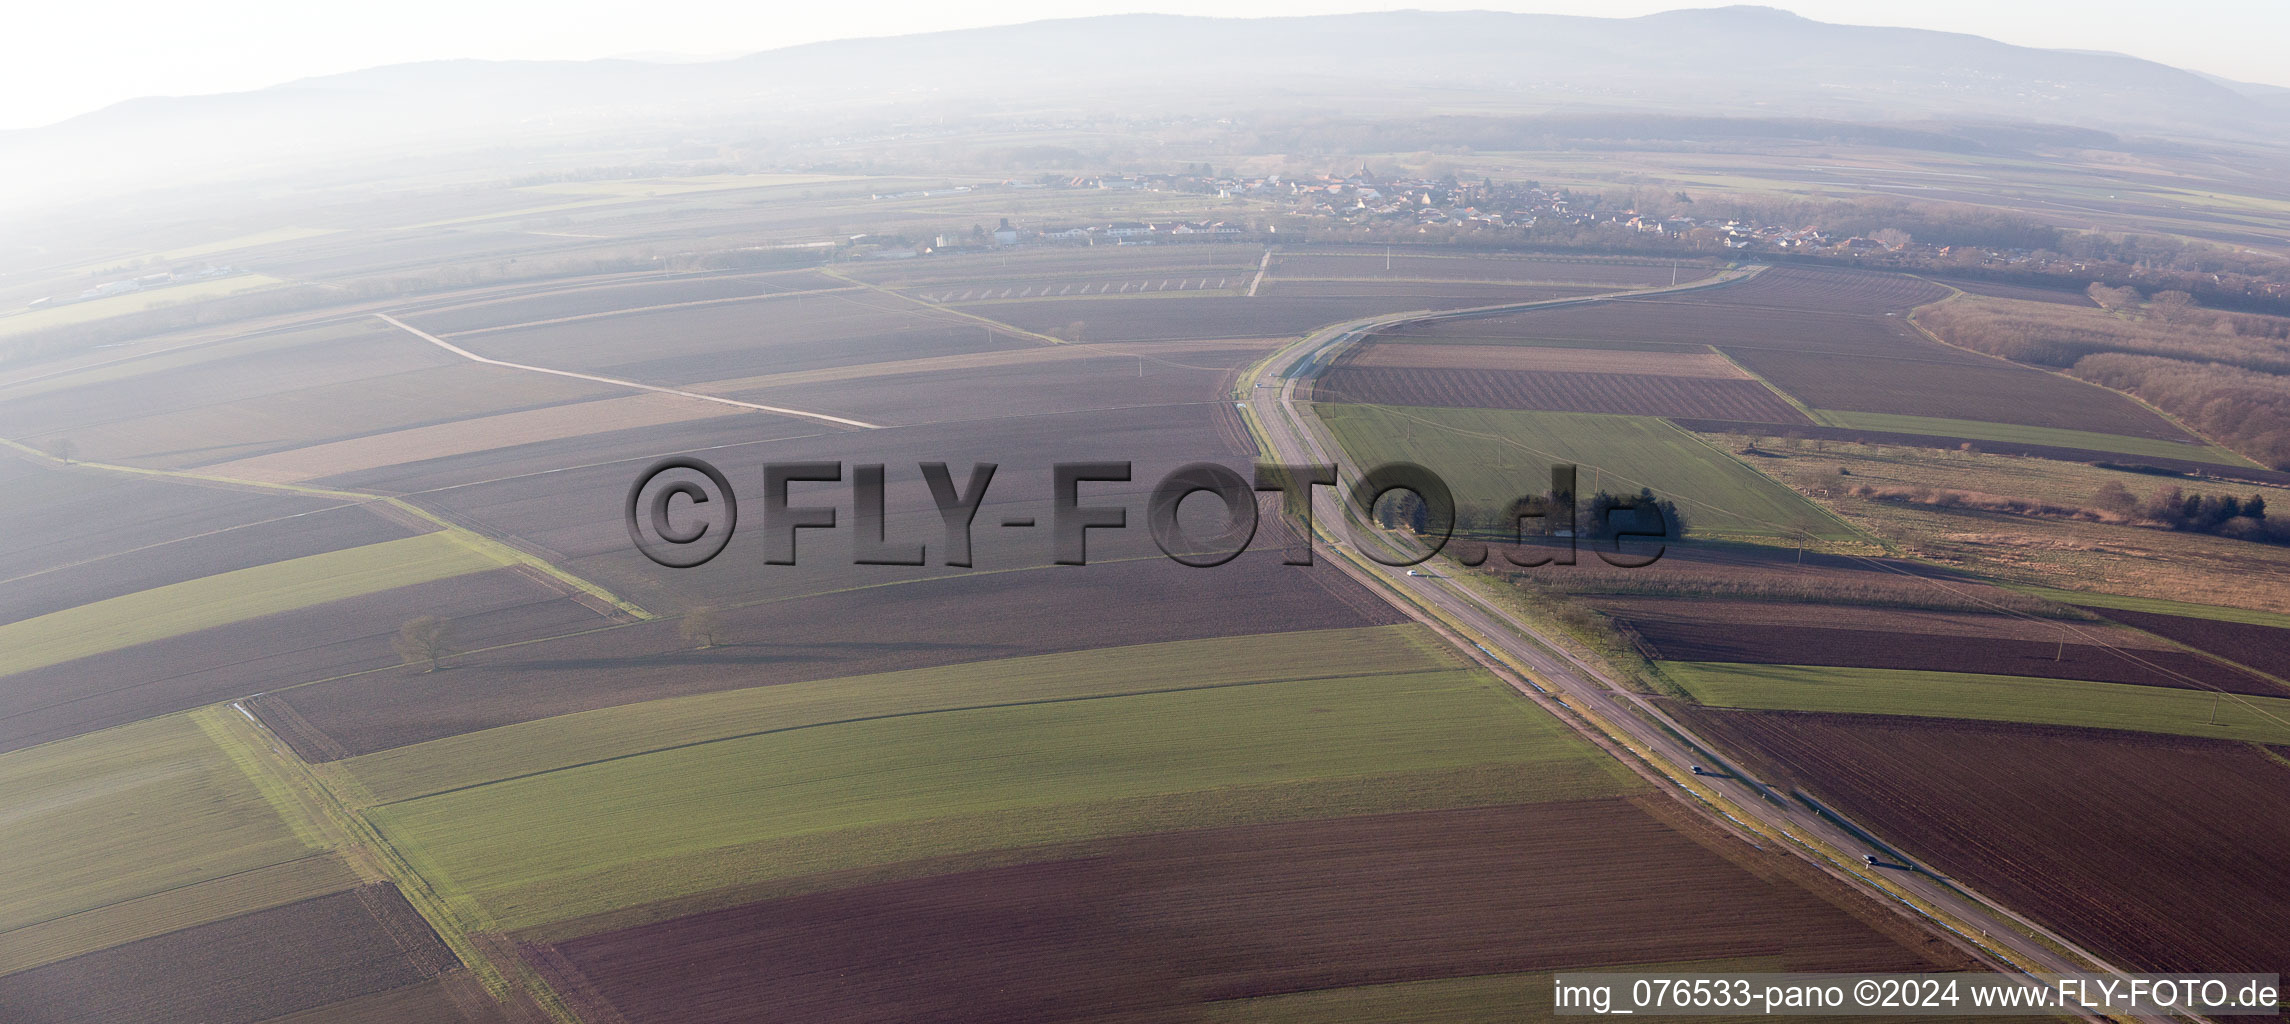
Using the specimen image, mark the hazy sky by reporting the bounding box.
[4,1,2280,132]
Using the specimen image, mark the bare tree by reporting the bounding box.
[679,605,724,649]
[2148,289,2196,325]
[48,438,76,463]
[2086,282,2140,311]
[393,616,457,673]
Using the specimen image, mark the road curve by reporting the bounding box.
[1238,271,2160,1022]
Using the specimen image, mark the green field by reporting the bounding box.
[1999,585,2290,629]
[373,662,1641,930]
[1315,404,1857,542]
[343,625,1457,804]
[0,713,323,936]
[0,531,510,679]
[1807,410,2255,467]
[0,853,356,976]
[1666,661,2290,743]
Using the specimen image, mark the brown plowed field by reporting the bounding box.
[542,800,1946,1024]
[1383,266,1955,362]
[1254,280,1600,306]
[1388,296,1940,358]
[961,295,1420,342]
[0,884,451,1024]
[1313,366,1809,422]
[1,320,619,469]
[1924,278,2098,307]
[1343,343,1748,377]
[730,362,1266,426]
[256,976,513,1024]
[851,247,1267,289]
[0,451,360,596]
[1722,349,2196,439]
[399,270,839,335]
[2088,608,2290,685]
[1708,265,1950,314]
[273,551,1404,760]
[1673,709,2290,976]
[0,499,418,626]
[311,410,781,495]
[404,401,1265,613]
[458,293,1035,386]
[0,320,450,439]
[691,337,1260,396]
[1596,597,2173,645]
[1628,620,2285,695]
[199,394,749,484]
[0,569,603,755]
[1270,250,1713,287]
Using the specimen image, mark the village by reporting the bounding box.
[884,169,2097,280]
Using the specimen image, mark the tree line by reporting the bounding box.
[1851,479,2286,544]
[2091,481,2282,542]
[1916,293,2290,470]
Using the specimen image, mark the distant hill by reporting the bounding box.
[5,6,2283,206]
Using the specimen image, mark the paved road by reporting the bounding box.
[1239,284,2158,1020]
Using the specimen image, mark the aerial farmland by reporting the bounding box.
[8,6,2290,1021]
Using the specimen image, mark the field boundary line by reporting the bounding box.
[371,666,1474,806]
[1903,296,2266,470]
[246,555,1245,712]
[1247,247,1273,296]
[1705,346,1822,422]
[193,706,340,853]
[0,499,367,590]
[0,435,653,621]
[1995,583,2290,628]
[375,313,881,429]
[433,284,866,337]
[0,853,361,976]
[818,267,1071,346]
[401,266,826,316]
[211,700,587,1024]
